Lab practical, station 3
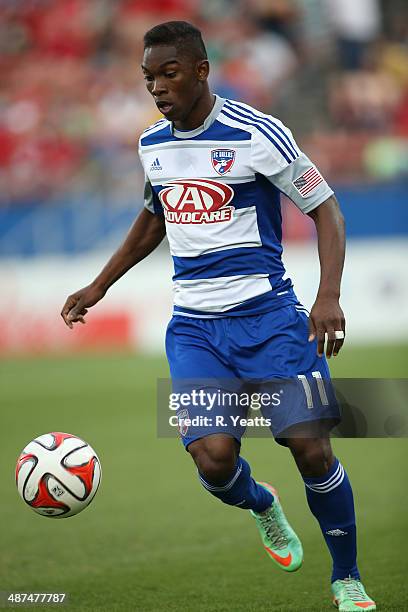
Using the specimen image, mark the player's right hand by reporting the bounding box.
[61,283,106,329]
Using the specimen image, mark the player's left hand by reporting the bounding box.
[308,296,345,358]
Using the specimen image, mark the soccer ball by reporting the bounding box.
[16,432,101,518]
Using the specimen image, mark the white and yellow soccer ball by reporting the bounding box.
[16,432,101,518]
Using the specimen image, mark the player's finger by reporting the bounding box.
[67,314,86,326]
[333,337,345,356]
[333,318,346,356]
[67,302,88,323]
[70,309,88,322]
[333,327,346,356]
[308,317,317,342]
[325,330,336,359]
[78,308,88,324]
[61,297,76,319]
[67,308,87,322]
[70,307,88,318]
[316,328,326,356]
[61,297,79,328]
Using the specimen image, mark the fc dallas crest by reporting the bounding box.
[177,409,189,437]
[211,149,236,175]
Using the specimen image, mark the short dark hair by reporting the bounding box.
[143,21,207,62]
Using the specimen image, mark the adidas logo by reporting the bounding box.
[150,157,162,171]
[326,529,348,536]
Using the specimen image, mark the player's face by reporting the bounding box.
[142,45,208,124]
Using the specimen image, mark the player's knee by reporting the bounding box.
[288,438,333,477]
[188,435,239,485]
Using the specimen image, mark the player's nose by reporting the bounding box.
[151,78,168,96]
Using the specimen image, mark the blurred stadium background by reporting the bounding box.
[0,0,407,355]
[1,2,407,610]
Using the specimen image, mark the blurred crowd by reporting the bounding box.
[0,0,407,206]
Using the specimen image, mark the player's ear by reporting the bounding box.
[196,59,209,81]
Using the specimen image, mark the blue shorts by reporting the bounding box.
[165,305,340,448]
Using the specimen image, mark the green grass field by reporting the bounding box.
[1,344,407,611]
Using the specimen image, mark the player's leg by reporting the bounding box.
[287,435,358,580]
[256,301,374,605]
[188,432,303,572]
[252,304,375,608]
[188,433,273,512]
[166,316,273,513]
[166,315,302,571]
[239,305,352,578]
[286,434,375,611]
[229,305,374,591]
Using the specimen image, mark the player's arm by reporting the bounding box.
[61,208,166,328]
[250,125,346,357]
[307,195,346,358]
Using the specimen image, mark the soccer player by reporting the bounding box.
[61,21,376,611]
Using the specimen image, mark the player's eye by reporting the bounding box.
[165,72,177,78]
[143,74,154,82]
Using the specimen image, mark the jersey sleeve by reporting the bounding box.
[139,143,164,216]
[142,174,163,215]
[250,123,334,214]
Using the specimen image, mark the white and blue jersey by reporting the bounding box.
[139,95,333,318]
[139,95,340,445]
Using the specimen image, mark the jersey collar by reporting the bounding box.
[171,94,225,139]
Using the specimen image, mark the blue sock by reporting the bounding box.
[303,457,360,582]
[198,456,273,512]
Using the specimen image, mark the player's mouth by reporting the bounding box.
[156,100,174,116]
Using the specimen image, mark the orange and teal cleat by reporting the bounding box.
[332,578,376,611]
[250,482,303,572]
